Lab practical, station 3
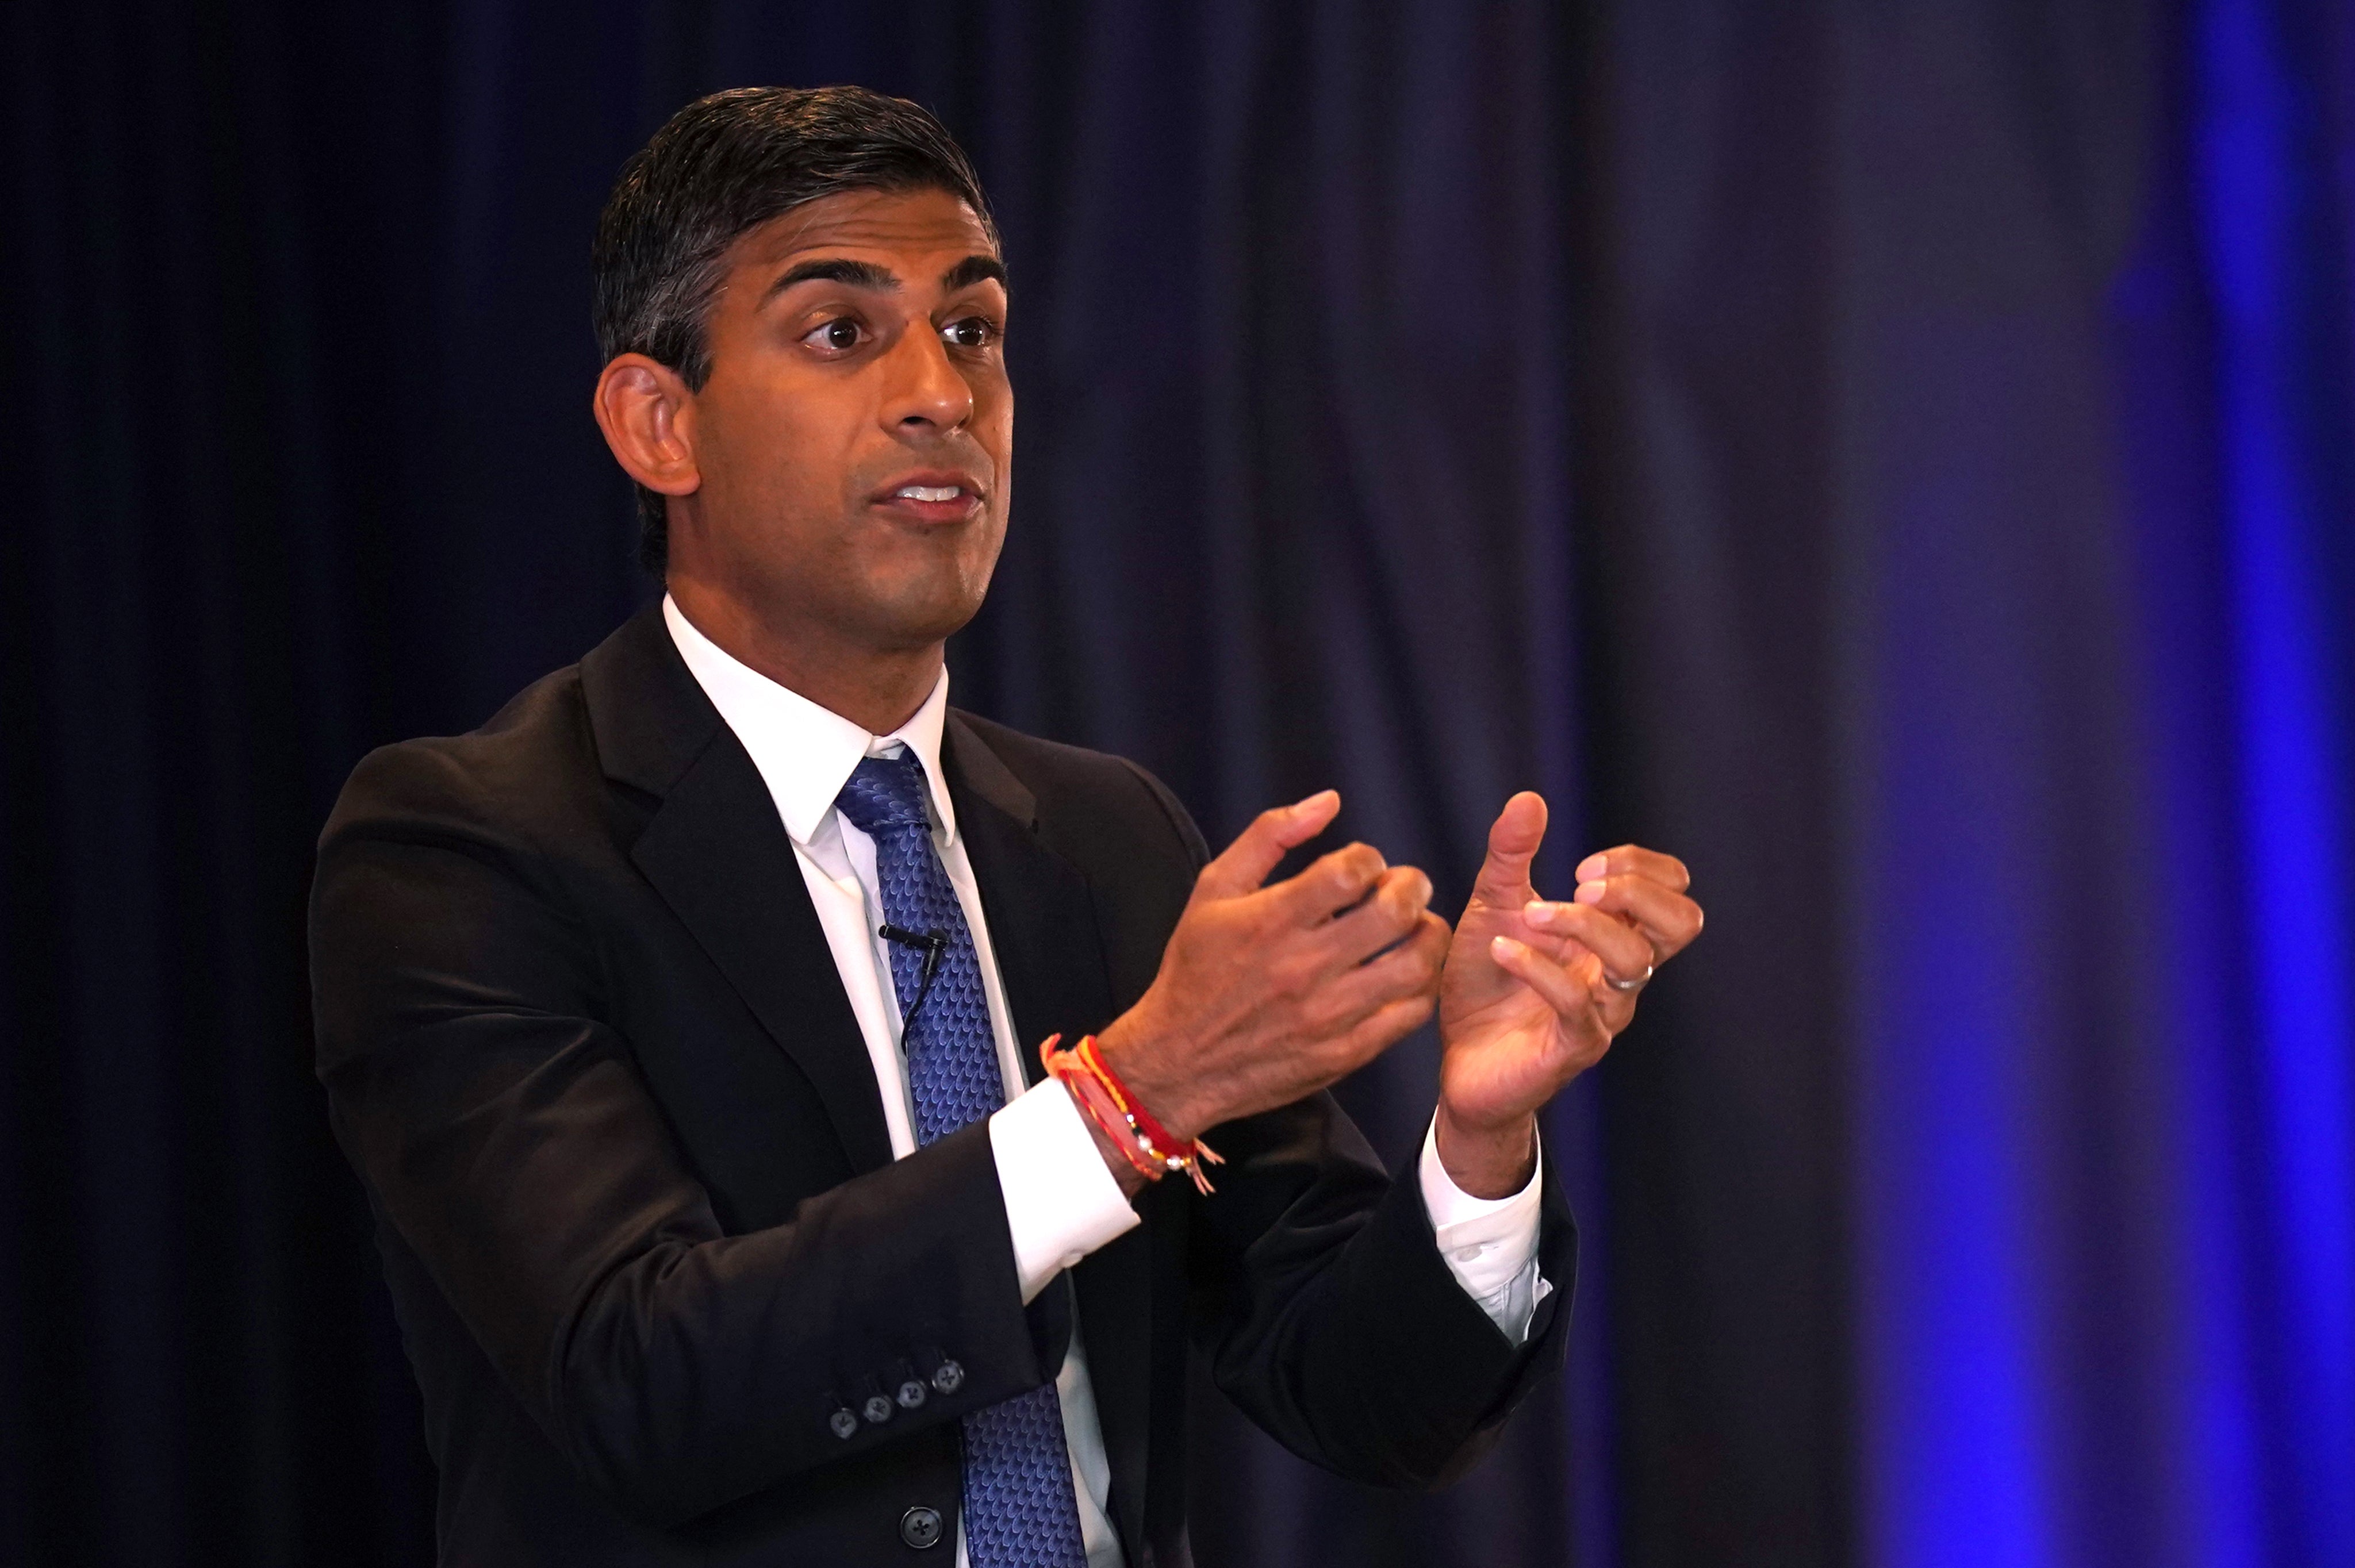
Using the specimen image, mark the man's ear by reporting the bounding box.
[592,354,702,499]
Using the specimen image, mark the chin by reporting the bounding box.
[867,579,991,650]
[864,545,999,647]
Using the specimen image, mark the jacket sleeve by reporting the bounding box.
[1185,1094,1577,1488]
[309,743,1065,1527]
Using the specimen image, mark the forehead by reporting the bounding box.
[726,186,999,276]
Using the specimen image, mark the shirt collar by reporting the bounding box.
[662,594,957,848]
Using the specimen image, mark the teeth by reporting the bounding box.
[895,485,961,502]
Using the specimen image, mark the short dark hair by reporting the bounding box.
[592,86,998,574]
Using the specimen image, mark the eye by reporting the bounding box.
[941,316,998,350]
[802,317,866,353]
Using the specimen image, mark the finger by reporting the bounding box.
[1572,843,1691,894]
[1573,941,1648,1036]
[1309,910,1449,1032]
[1469,791,1548,907]
[1555,941,1643,1032]
[1520,898,1658,982]
[1326,864,1435,964]
[1264,840,1390,927]
[1490,936,1612,1051]
[1195,790,1342,901]
[1569,874,1705,959]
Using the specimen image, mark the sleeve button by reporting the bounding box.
[897,1377,929,1409]
[900,1505,944,1549]
[829,1408,859,1440]
[931,1359,965,1395]
[862,1394,895,1424]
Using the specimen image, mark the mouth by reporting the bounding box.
[869,472,986,524]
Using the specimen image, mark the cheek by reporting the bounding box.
[701,376,850,506]
[980,378,1014,453]
[976,389,1014,512]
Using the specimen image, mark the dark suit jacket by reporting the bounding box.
[310,604,1575,1566]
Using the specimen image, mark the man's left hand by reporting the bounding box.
[1433,793,1703,1197]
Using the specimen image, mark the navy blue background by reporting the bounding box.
[3,3,2349,1565]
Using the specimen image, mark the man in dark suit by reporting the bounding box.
[310,86,1702,1567]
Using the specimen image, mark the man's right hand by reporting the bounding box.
[1088,791,1448,1182]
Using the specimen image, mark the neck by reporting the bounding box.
[666,577,942,736]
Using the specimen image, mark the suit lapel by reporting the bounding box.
[946,715,1153,1561]
[946,714,1116,1071]
[583,606,895,1176]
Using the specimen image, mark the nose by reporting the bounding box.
[879,320,973,435]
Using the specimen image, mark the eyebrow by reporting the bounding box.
[942,254,1008,293]
[762,257,899,304]
[759,253,1008,308]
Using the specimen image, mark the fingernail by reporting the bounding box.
[1491,935,1524,959]
[1575,881,1606,905]
[1576,854,1606,881]
[1524,899,1560,928]
[1294,789,1338,814]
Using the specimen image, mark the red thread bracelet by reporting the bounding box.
[1040,1033,1224,1194]
[1073,1034,1193,1163]
[1040,1035,1168,1183]
[1061,1055,1167,1183]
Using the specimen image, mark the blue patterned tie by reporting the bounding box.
[834,751,1091,1568]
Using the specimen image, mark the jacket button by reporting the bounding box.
[862,1394,895,1425]
[900,1505,944,1549]
[829,1407,859,1440]
[896,1377,929,1409]
[931,1359,965,1395]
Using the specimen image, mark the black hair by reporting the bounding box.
[592,86,997,574]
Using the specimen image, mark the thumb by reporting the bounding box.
[1194,790,1341,901]
[1470,791,1547,907]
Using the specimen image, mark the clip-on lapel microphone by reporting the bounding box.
[879,924,949,1023]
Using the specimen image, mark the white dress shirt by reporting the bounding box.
[663,597,1545,1568]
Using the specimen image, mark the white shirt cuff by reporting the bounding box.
[1418,1116,1553,1343]
[988,1078,1144,1304]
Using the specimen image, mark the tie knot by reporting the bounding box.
[835,751,934,837]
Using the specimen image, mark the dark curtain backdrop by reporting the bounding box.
[3,3,2349,1566]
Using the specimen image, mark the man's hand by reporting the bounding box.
[1434,793,1702,1197]
[1088,791,1449,1192]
